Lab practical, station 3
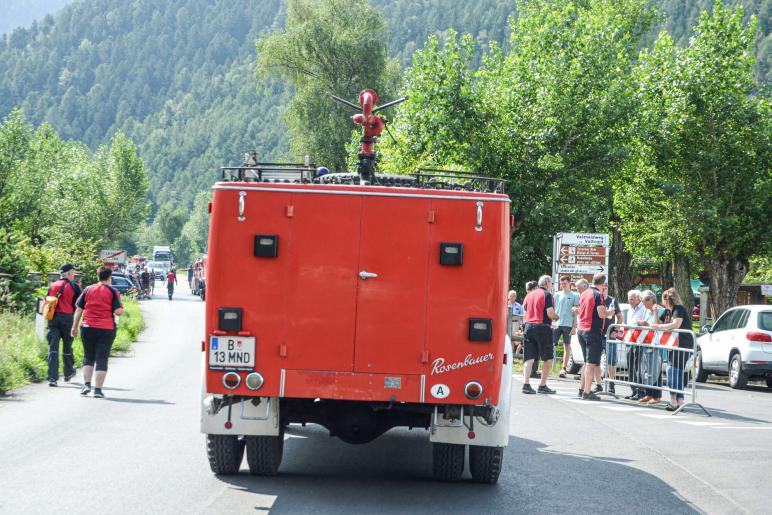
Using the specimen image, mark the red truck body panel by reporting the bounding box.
[204,182,510,406]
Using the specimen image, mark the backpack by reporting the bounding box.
[42,281,67,321]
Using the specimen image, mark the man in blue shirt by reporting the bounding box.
[553,276,579,378]
[508,290,524,316]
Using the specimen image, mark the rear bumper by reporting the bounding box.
[742,362,772,375]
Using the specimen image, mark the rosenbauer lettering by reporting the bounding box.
[431,352,495,375]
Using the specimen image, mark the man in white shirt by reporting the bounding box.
[625,290,646,400]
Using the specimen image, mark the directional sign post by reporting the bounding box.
[552,233,609,292]
[99,249,127,264]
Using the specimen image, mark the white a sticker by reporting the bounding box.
[430,384,450,399]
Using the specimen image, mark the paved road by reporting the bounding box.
[1,285,771,514]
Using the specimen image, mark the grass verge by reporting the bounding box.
[0,298,143,394]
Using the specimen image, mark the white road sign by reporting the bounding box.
[552,232,610,290]
[99,249,127,264]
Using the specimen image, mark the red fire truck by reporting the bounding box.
[200,89,512,483]
[192,255,207,300]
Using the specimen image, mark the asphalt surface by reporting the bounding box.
[1,285,771,514]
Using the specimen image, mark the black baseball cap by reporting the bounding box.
[60,264,75,273]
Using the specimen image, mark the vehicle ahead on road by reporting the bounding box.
[147,261,169,281]
[200,89,513,484]
[192,255,207,300]
[109,274,137,295]
[567,303,630,376]
[152,245,172,263]
[696,305,772,389]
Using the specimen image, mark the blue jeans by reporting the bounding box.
[667,366,685,401]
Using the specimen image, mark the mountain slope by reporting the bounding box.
[0,0,768,213]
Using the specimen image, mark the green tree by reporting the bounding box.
[383,0,657,292]
[619,1,771,317]
[256,0,400,172]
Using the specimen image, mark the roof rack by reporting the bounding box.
[221,162,318,183]
[414,168,505,194]
[221,151,317,183]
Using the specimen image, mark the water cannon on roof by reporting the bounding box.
[328,89,407,183]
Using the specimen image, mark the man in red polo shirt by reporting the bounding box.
[521,275,559,394]
[46,264,82,387]
[577,273,611,400]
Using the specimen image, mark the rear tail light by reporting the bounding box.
[464,381,483,400]
[245,372,264,390]
[222,372,241,389]
[747,332,772,342]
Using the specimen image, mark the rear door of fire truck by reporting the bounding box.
[353,197,430,375]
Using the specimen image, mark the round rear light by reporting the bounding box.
[464,381,483,400]
[245,372,264,390]
[222,372,241,390]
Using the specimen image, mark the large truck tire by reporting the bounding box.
[469,445,504,484]
[246,435,283,476]
[206,434,244,475]
[432,442,465,481]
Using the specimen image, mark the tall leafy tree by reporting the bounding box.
[256,0,400,171]
[619,0,771,317]
[383,0,657,292]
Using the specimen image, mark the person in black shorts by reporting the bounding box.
[521,275,560,394]
[70,266,124,398]
[577,273,611,400]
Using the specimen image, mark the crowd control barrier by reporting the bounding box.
[604,324,711,416]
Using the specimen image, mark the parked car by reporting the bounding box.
[566,303,631,376]
[110,274,137,295]
[112,272,138,289]
[695,305,772,389]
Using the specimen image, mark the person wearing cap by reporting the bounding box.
[71,266,124,398]
[46,264,82,387]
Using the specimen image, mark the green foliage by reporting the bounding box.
[0,311,47,392]
[3,0,766,219]
[256,0,399,172]
[746,255,772,283]
[620,1,771,263]
[0,111,147,299]
[617,0,771,314]
[0,229,32,311]
[20,237,102,286]
[384,0,657,287]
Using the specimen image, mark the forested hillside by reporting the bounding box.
[0,0,73,36]
[0,0,768,216]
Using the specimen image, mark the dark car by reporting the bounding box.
[110,274,137,295]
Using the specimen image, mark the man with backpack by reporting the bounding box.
[46,264,82,387]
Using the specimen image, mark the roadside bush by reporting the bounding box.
[0,229,33,312]
[113,299,143,354]
[0,311,47,393]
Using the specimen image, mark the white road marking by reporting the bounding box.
[599,405,639,412]
[641,413,675,419]
[672,420,726,427]
[711,426,772,430]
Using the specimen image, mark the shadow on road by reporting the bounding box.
[214,427,701,513]
[100,397,175,405]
